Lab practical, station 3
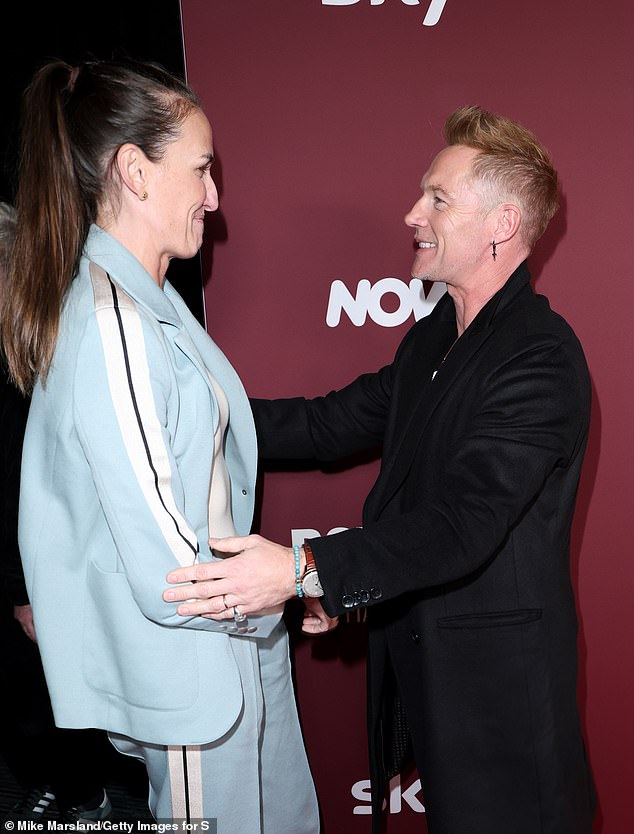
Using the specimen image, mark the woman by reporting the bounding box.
[0,59,319,830]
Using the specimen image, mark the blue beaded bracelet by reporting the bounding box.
[293,545,303,598]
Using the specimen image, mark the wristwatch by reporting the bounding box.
[300,541,324,598]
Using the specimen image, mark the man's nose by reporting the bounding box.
[404,199,426,228]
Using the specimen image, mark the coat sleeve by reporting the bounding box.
[250,369,389,462]
[73,304,279,635]
[249,319,427,466]
[306,336,591,617]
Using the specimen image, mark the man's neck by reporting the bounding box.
[447,257,525,335]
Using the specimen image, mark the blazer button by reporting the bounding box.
[342,594,355,609]
[359,590,370,604]
[370,587,382,600]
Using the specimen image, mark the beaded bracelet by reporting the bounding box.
[293,544,304,598]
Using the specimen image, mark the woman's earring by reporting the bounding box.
[140,191,148,201]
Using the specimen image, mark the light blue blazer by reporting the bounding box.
[19,226,281,745]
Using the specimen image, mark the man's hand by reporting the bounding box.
[14,603,37,642]
[163,534,300,619]
[302,597,339,635]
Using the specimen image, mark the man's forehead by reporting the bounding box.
[420,144,479,191]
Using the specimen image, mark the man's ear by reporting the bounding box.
[114,143,150,201]
[492,203,522,244]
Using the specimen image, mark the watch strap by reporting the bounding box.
[303,540,317,574]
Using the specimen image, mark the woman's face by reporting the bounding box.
[147,108,218,272]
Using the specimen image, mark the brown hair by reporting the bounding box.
[0,58,200,394]
[0,201,16,275]
[444,105,559,250]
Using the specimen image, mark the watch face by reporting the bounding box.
[302,570,324,598]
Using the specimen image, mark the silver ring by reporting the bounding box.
[233,605,247,623]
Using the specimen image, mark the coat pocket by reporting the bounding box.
[84,561,199,710]
[437,608,542,629]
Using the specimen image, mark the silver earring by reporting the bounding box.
[491,240,497,261]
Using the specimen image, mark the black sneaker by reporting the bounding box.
[59,789,113,826]
[2,785,56,822]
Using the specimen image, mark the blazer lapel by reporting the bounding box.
[165,284,259,519]
[172,326,216,393]
[166,283,250,416]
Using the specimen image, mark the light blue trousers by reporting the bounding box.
[111,622,319,833]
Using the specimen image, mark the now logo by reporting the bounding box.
[326,277,445,328]
[322,0,448,27]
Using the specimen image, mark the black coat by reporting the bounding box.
[0,363,30,606]
[251,262,596,834]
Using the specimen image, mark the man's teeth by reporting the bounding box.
[417,241,436,249]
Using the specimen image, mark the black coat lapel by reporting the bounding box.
[364,262,533,523]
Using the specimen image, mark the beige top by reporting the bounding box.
[206,372,284,620]
[207,373,237,541]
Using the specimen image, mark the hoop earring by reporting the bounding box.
[491,240,497,261]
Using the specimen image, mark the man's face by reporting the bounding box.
[404,145,492,288]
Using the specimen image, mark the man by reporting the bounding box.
[163,106,596,834]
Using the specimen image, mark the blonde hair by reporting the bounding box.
[444,105,559,249]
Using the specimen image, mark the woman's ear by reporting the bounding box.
[114,143,150,201]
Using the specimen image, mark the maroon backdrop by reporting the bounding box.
[181,2,634,831]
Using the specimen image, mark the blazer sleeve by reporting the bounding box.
[72,308,279,635]
[307,336,590,617]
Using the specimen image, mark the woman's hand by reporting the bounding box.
[14,603,37,642]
